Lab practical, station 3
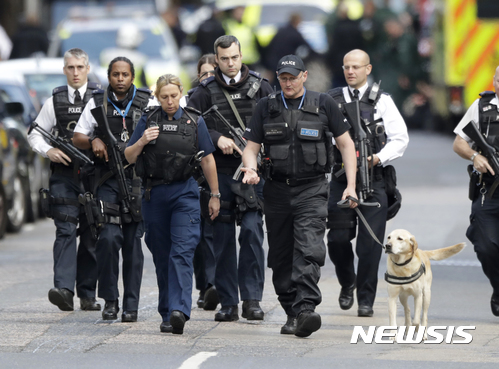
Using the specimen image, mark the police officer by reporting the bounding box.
[28,48,100,312]
[242,54,358,337]
[180,54,219,309]
[453,65,499,317]
[73,56,152,322]
[188,35,273,322]
[327,49,409,317]
[124,74,220,334]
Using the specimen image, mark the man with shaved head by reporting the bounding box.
[453,66,499,317]
[327,49,409,317]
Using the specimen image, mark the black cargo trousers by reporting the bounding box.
[264,177,328,318]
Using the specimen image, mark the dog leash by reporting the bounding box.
[337,196,385,248]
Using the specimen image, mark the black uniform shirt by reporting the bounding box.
[244,91,350,144]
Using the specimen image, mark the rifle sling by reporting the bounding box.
[221,87,246,131]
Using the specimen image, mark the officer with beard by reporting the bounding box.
[73,57,152,323]
[188,35,273,322]
[28,48,100,312]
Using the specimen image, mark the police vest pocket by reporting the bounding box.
[269,144,289,160]
[135,154,145,178]
[297,121,323,141]
[301,142,318,165]
[263,122,288,141]
[144,152,157,178]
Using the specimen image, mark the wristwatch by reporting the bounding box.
[210,193,221,198]
[470,152,479,162]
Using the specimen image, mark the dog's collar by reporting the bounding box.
[391,256,413,266]
[385,262,426,285]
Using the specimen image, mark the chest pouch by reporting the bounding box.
[264,122,289,141]
[297,121,327,166]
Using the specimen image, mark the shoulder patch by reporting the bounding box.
[52,85,67,95]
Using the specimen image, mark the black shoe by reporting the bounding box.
[280,316,297,335]
[121,311,138,322]
[197,291,205,309]
[170,310,186,335]
[48,288,74,311]
[339,284,355,310]
[242,300,264,320]
[80,297,101,311]
[295,310,321,338]
[358,305,374,317]
[102,300,119,320]
[203,286,219,311]
[491,296,499,317]
[214,305,239,322]
[160,321,172,333]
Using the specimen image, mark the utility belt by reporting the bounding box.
[217,166,237,176]
[40,188,80,225]
[270,174,325,187]
[468,165,498,201]
[199,187,236,224]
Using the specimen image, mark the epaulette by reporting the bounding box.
[52,85,67,95]
[92,89,104,95]
[146,105,162,119]
[200,75,215,87]
[249,70,269,83]
[87,82,102,90]
[184,106,201,115]
[327,87,344,100]
[137,87,152,95]
[480,90,495,97]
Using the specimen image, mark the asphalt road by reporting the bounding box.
[0,131,498,369]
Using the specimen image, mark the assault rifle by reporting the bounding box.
[90,105,141,222]
[202,104,261,180]
[336,100,380,207]
[462,120,499,197]
[29,123,93,165]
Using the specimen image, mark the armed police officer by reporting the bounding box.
[188,35,273,322]
[242,55,358,337]
[453,65,499,317]
[73,56,152,322]
[125,74,220,334]
[327,49,409,317]
[28,48,100,312]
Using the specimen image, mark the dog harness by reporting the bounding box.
[384,262,426,285]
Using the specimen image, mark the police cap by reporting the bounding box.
[276,55,306,76]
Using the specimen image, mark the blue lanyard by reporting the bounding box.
[281,87,306,110]
[107,86,137,125]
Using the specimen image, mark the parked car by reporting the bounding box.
[0,97,29,234]
[0,73,49,222]
[47,2,192,89]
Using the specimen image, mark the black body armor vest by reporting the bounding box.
[53,82,100,139]
[478,91,499,147]
[135,107,199,184]
[262,90,332,179]
[52,83,100,172]
[93,87,151,156]
[328,85,387,163]
[204,72,260,135]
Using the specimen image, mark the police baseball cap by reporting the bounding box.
[276,55,306,76]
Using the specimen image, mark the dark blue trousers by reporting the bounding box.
[327,178,387,307]
[194,218,216,294]
[466,186,499,299]
[212,173,265,306]
[50,173,97,298]
[142,178,201,322]
[96,178,144,311]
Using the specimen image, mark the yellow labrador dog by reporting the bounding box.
[385,229,465,339]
